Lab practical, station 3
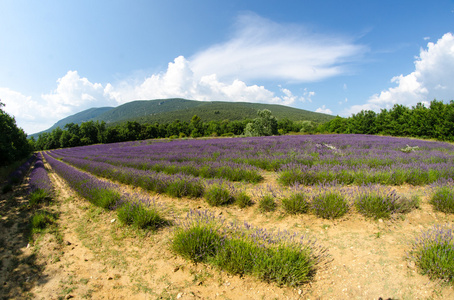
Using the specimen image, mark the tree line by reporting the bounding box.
[31,110,318,151]
[319,100,454,141]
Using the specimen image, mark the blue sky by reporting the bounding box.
[1,0,453,134]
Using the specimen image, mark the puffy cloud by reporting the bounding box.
[345,32,454,116]
[42,70,115,117]
[316,105,332,114]
[106,55,312,106]
[1,71,116,134]
[0,87,45,133]
[190,13,366,82]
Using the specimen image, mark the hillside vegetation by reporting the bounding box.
[32,98,334,137]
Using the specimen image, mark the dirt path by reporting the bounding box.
[2,162,454,299]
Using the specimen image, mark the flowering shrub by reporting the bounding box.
[204,184,234,206]
[281,192,309,215]
[311,191,349,219]
[172,210,329,286]
[408,225,454,283]
[430,185,454,214]
[355,185,419,219]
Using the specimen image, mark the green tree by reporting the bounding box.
[0,100,32,166]
[244,109,278,137]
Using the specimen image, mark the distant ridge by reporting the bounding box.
[32,98,334,137]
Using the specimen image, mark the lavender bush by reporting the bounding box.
[281,192,309,215]
[430,184,454,214]
[2,154,36,193]
[311,188,350,219]
[28,153,53,205]
[172,210,329,286]
[355,185,419,219]
[408,225,454,283]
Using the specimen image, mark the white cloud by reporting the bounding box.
[345,32,454,116]
[1,71,116,134]
[0,88,44,133]
[42,70,115,117]
[190,13,366,82]
[105,55,313,106]
[316,105,332,114]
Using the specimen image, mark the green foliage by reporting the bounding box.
[172,211,324,287]
[29,189,51,206]
[171,225,223,263]
[258,194,277,212]
[244,109,278,137]
[320,99,454,141]
[0,101,33,166]
[30,211,56,233]
[281,193,309,214]
[32,99,335,150]
[91,189,121,209]
[204,184,234,206]
[116,201,168,229]
[235,191,253,208]
[430,186,454,214]
[312,192,349,219]
[409,225,454,283]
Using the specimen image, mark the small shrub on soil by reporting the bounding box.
[408,225,454,283]
[312,191,349,219]
[29,189,51,206]
[117,201,168,230]
[30,211,56,233]
[235,191,253,208]
[172,225,223,263]
[172,210,328,287]
[204,184,234,206]
[258,194,277,212]
[91,189,121,209]
[281,193,309,214]
[430,186,454,214]
[166,178,204,198]
[355,185,419,220]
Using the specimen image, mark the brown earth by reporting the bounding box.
[1,163,454,299]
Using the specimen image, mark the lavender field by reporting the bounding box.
[37,134,454,298]
[48,134,454,188]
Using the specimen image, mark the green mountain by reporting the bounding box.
[46,107,114,132]
[33,98,334,137]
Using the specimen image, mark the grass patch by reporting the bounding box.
[408,225,454,284]
[29,188,52,206]
[30,211,57,234]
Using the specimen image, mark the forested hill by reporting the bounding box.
[33,98,334,136]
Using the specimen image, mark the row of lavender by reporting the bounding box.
[28,153,54,205]
[42,149,454,285]
[41,151,333,286]
[50,134,454,186]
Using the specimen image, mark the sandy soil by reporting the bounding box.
[1,164,454,299]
